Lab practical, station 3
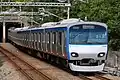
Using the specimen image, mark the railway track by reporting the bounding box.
[78,73,111,80]
[0,45,112,80]
[94,73,111,80]
[0,46,56,80]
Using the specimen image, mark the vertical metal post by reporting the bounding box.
[19,6,23,27]
[32,8,33,27]
[67,7,70,19]
[3,21,5,43]
[67,0,70,19]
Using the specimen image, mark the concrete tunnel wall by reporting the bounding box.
[0,22,21,43]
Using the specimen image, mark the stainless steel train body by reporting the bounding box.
[8,19,108,72]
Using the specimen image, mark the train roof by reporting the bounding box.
[9,18,108,32]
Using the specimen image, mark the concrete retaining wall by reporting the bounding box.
[106,51,120,69]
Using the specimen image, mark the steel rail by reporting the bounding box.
[0,46,54,80]
[94,73,111,80]
[0,48,34,80]
[78,74,93,80]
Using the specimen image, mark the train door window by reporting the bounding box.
[33,33,35,48]
[37,33,39,42]
[39,33,41,42]
[35,33,37,42]
[24,33,26,41]
[45,33,48,51]
[33,33,35,41]
[30,33,32,41]
[34,33,36,41]
[27,33,29,46]
[41,33,43,50]
[36,33,39,49]
[48,33,50,43]
[62,31,66,56]
[42,33,44,43]
[35,33,37,49]
[50,32,52,52]
[25,33,27,46]
[39,33,41,50]
[35,33,37,41]
[58,32,62,45]
[34,33,36,49]
[45,33,48,42]
[26,33,27,46]
[53,32,56,44]
[30,33,31,47]
[26,33,28,46]
[25,33,26,41]
[48,32,50,51]
[32,33,33,41]
[32,33,34,48]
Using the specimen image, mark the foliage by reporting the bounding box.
[70,0,120,51]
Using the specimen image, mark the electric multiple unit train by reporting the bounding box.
[8,18,108,72]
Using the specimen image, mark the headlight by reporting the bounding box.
[98,52,105,57]
[71,52,79,57]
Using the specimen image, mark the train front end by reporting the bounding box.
[68,22,108,72]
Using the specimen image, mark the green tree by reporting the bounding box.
[71,0,120,51]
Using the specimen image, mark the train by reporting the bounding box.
[8,18,108,72]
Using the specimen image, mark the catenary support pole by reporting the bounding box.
[3,21,6,43]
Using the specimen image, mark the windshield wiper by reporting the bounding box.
[87,42,106,44]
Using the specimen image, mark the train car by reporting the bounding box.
[8,18,108,72]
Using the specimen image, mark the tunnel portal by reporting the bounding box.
[0,22,22,43]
